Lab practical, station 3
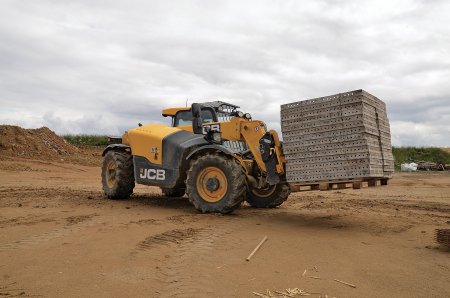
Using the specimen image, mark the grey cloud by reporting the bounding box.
[388,97,450,122]
[0,0,449,146]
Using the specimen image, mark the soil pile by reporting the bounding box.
[0,125,79,159]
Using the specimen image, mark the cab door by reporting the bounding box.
[173,108,217,132]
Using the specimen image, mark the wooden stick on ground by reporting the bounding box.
[333,279,356,288]
[309,276,321,279]
[246,236,268,261]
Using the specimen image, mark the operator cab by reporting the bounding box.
[162,101,248,152]
[162,101,240,128]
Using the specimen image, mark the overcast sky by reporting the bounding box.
[1,0,449,146]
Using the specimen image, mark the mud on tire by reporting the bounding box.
[186,153,246,214]
[101,150,135,200]
[246,182,291,208]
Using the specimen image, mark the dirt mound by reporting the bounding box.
[0,125,79,159]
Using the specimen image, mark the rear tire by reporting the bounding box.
[161,188,185,197]
[101,150,135,200]
[246,183,290,208]
[186,153,246,214]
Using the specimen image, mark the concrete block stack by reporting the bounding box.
[280,89,394,184]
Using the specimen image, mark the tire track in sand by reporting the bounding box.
[0,215,105,252]
[157,218,238,298]
[130,228,202,257]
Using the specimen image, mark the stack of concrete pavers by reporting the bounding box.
[280,89,394,184]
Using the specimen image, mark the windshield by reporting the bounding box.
[174,109,214,126]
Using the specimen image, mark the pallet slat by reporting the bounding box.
[289,178,389,192]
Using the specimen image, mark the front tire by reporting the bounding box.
[186,153,246,214]
[101,150,135,200]
[246,183,291,208]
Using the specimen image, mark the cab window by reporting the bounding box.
[174,109,215,127]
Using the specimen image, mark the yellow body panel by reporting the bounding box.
[122,124,181,165]
[270,130,286,174]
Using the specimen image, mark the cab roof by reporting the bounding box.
[161,101,240,117]
[161,107,190,117]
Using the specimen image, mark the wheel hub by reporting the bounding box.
[206,177,220,191]
[196,166,228,202]
[250,184,277,198]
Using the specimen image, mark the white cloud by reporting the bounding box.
[0,0,449,146]
[391,121,450,147]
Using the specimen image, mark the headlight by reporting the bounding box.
[236,111,244,117]
[244,113,252,120]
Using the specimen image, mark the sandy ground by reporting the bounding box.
[1,156,449,298]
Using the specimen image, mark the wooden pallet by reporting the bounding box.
[289,178,389,192]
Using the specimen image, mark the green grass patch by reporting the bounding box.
[63,135,109,147]
[392,147,450,169]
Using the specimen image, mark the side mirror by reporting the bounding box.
[192,103,202,118]
[191,103,203,134]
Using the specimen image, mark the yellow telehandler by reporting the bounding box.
[101,101,290,213]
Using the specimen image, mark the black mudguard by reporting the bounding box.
[185,144,235,160]
[102,144,130,156]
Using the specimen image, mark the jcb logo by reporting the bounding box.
[202,124,221,134]
[140,168,166,180]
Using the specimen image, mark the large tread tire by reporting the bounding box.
[161,188,185,197]
[246,183,291,208]
[186,153,246,214]
[101,150,135,200]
